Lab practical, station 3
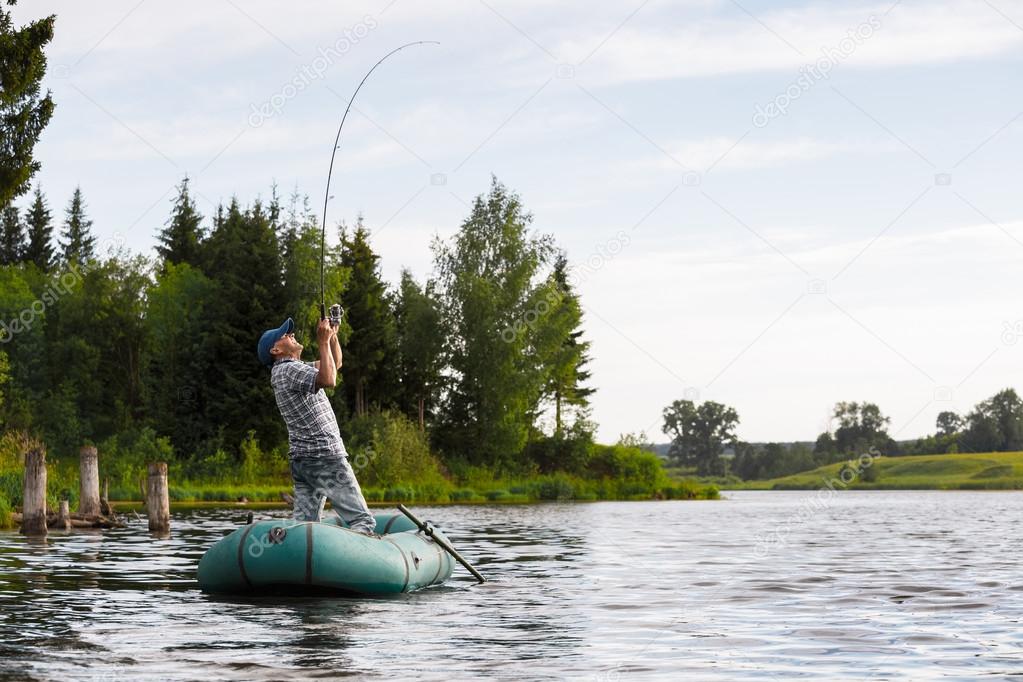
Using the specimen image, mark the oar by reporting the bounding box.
[397,504,487,584]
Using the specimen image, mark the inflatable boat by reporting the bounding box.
[197,512,455,595]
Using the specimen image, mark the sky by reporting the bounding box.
[11,0,1023,445]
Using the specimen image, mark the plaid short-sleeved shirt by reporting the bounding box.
[270,358,348,458]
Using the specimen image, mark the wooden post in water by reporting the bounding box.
[54,499,71,530]
[100,477,112,516]
[21,447,47,536]
[78,445,100,516]
[146,462,170,533]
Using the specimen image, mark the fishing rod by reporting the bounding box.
[319,40,440,324]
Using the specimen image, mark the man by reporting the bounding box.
[256,317,376,535]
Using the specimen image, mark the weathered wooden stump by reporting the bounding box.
[78,445,100,517]
[100,477,113,516]
[146,462,170,533]
[21,448,47,536]
[54,500,72,531]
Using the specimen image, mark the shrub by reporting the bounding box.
[347,412,448,492]
[662,481,719,500]
[448,488,476,501]
[0,495,12,528]
[588,444,666,488]
[382,486,414,502]
[0,471,20,506]
[98,428,174,490]
[524,434,591,474]
[533,476,575,500]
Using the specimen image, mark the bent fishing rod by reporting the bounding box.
[319,40,440,325]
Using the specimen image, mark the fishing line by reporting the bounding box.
[319,40,440,321]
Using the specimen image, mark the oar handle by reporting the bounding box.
[396,504,486,584]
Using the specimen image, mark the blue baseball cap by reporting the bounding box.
[257,318,294,367]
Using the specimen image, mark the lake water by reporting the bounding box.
[1,491,1022,680]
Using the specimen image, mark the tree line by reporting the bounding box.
[661,388,1023,480]
[0,177,596,474]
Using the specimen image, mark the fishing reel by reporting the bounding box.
[328,303,344,328]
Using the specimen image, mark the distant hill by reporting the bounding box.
[651,442,817,460]
[728,451,1023,490]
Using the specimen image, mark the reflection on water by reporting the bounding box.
[1,492,1023,679]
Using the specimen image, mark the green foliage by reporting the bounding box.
[814,401,894,460]
[731,442,816,480]
[662,399,739,476]
[344,411,448,490]
[0,349,8,415]
[0,4,55,208]
[0,494,12,528]
[961,388,1023,453]
[145,262,214,454]
[339,221,397,416]
[524,430,590,474]
[97,427,174,491]
[535,253,594,436]
[199,198,286,451]
[432,176,554,468]
[394,269,444,430]
[0,206,23,265]
[587,443,666,488]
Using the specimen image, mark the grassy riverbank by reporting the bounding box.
[152,475,719,505]
[729,451,1023,490]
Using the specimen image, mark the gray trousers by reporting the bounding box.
[289,455,375,533]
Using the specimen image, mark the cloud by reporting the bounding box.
[564,1,1023,84]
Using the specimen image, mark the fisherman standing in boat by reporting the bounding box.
[257,317,377,535]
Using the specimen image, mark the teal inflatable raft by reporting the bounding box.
[198,512,455,595]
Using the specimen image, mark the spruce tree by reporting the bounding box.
[23,186,53,271]
[200,198,285,451]
[156,176,204,269]
[539,254,595,436]
[0,2,55,207]
[60,186,96,263]
[339,219,397,416]
[0,205,24,264]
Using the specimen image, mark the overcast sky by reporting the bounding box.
[12,0,1023,444]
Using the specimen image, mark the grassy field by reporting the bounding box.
[728,451,1023,490]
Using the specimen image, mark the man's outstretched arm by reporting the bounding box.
[315,319,336,389]
[330,327,342,368]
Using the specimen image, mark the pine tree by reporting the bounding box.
[60,186,96,264]
[23,186,54,271]
[0,3,55,207]
[156,176,204,269]
[0,205,24,265]
[339,219,397,416]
